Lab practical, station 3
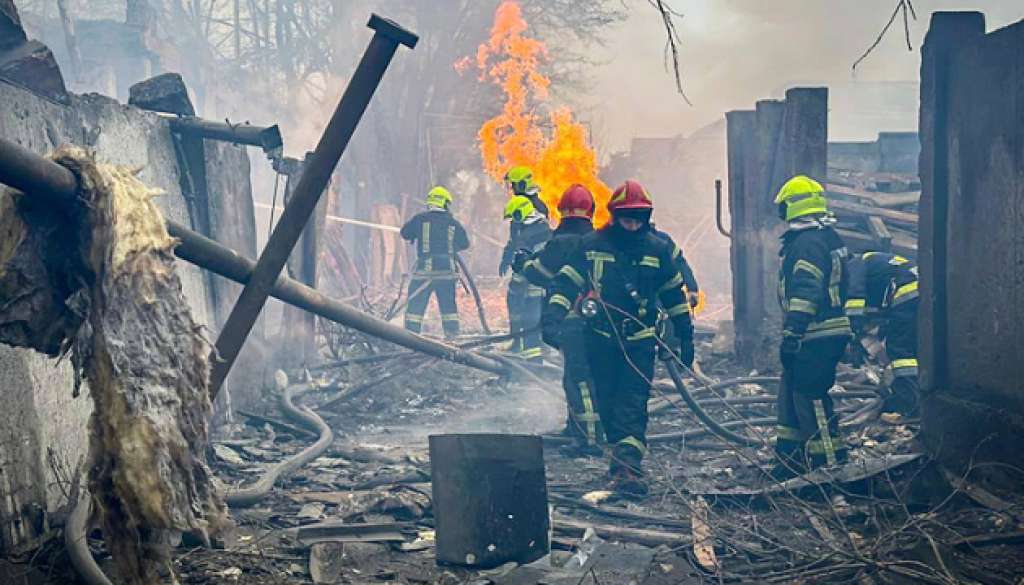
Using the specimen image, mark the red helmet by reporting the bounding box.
[558,184,595,219]
[607,180,653,212]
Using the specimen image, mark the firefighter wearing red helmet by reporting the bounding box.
[542,180,694,496]
[512,185,602,454]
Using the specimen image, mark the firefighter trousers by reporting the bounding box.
[405,277,459,337]
[507,278,544,361]
[882,300,919,415]
[585,335,655,475]
[776,336,850,471]
[560,317,603,446]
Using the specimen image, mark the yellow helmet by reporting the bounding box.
[503,195,536,222]
[774,175,828,221]
[504,165,539,196]
[426,186,452,209]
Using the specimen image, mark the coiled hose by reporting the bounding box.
[225,378,334,507]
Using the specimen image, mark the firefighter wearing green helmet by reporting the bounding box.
[503,165,549,220]
[501,194,551,362]
[771,175,853,480]
[400,186,469,338]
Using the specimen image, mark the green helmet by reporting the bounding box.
[503,195,536,222]
[426,186,453,210]
[774,175,828,221]
[504,165,539,196]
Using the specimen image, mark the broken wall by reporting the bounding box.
[725,87,828,371]
[0,80,260,552]
[829,132,920,175]
[918,12,1024,481]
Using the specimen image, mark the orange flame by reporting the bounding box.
[465,0,612,226]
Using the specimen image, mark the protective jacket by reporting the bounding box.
[400,210,469,279]
[844,252,918,316]
[520,217,592,292]
[778,218,853,342]
[545,227,693,345]
[502,216,552,280]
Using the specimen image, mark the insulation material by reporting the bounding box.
[0,146,228,584]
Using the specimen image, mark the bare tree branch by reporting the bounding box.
[853,0,917,71]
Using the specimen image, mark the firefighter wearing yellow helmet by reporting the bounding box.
[504,166,549,219]
[771,175,854,480]
[500,194,551,362]
[399,186,469,338]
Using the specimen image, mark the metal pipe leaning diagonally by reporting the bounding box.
[0,136,507,377]
[209,14,419,397]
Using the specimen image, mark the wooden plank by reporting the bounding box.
[829,198,919,227]
[827,183,920,209]
[866,216,893,252]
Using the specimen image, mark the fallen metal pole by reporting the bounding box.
[209,14,418,397]
[167,117,283,154]
[0,136,507,377]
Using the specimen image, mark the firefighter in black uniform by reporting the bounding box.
[400,186,470,338]
[772,175,854,480]
[543,180,694,496]
[514,184,602,453]
[501,195,552,362]
[504,165,549,219]
[845,252,920,416]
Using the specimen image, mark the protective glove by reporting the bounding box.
[679,334,695,368]
[498,260,511,277]
[541,321,561,350]
[779,332,802,366]
[511,249,530,274]
[686,291,700,309]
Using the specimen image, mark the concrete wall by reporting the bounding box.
[0,80,259,551]
[726,88,828,371]
[918,12,1024,485]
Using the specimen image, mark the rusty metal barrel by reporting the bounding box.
[429,434,549,568]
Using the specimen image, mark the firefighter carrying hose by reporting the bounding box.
[400,186,470,338]
[501,195,552,362]
[513,184,602,454]
[845,252,920,417]
[772,175,853,480]
[543,180,694,496]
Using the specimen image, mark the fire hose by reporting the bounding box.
[456,252,492,334]
[224,376,334,507]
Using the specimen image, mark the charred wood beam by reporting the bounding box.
[209,14,418,397]
[0,136,507,378]
[866,215,893,252]
[829,197,918,228]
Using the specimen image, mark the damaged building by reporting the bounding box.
[0,1,1023,584]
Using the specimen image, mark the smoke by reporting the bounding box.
[582,0,1024,148]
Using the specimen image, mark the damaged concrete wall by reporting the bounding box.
[726,87,828,371]
[0,79,260,552]
[918,12,1024,483]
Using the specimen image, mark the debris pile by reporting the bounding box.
[826,170,920,259]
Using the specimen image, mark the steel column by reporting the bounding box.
[209,14,418,396]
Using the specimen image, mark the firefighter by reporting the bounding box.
[400,186,469,338]
[845,252,919,416]
[513,184,602,453]
[772,175,854,480]
[543,180,694,496]
[501,195,552,362]
[503,165,549,219]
